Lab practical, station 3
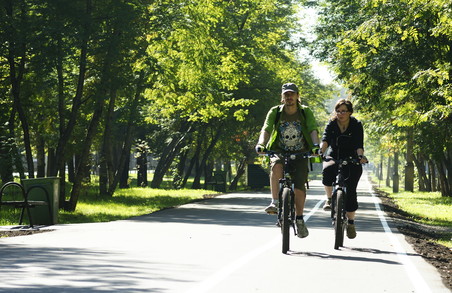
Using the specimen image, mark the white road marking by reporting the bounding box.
[365,175,432,293]
[184,198,324,293]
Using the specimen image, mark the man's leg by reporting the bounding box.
[265,162,282,214]
[270,163,283,201]
[294,187,309,238]
[294,188,306,216]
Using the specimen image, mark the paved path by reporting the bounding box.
[0,172,449,293]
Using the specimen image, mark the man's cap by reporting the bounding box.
[281,83,298,94]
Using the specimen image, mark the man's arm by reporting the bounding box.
[255,130,270,153]
[310,130,320,146]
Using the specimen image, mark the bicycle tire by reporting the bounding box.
[334,189,345,249]
[282,187,291,254]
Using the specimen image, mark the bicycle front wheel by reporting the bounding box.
[281,187,291,254]
[334,189,345,250]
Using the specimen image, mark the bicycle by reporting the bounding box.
[325,156,364,249]
[264,150,313,254]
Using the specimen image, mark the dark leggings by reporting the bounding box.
[322,163,363,212]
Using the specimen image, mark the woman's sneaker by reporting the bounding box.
[296,219,309,238]
[323,198,332,211]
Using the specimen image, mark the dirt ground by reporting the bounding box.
[1,190,451,290]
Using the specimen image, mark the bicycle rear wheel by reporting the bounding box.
[281,187,291,254]
[334,189,345,249]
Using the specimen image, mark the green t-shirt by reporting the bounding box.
[261,103,318,152]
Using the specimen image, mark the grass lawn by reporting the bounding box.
[57,187,219,224]
[59,187,218,223]
[0,175,222,226]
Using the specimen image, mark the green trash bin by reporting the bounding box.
[21,177,60,225]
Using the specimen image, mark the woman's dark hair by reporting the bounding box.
[332,99,353,120]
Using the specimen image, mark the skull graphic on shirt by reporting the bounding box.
[279,121,304,151]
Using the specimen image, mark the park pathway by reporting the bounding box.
[0,171,449,292]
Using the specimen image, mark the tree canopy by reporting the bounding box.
[0,0,333,209]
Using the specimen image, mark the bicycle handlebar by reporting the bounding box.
[261,150,316,160]
[323,156,367,165]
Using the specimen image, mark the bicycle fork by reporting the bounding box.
[277,182,297,236]
[290,184,297,235]
[331,186,347,225]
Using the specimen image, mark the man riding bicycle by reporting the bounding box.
[255,83,320,238]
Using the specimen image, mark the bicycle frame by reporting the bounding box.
[267,151,312,254]
[328,157,360,249]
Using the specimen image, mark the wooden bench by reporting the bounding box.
[205,171,227,192]
[0,182,52,227]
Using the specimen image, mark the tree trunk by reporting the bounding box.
[46,148,56,178]
[136,151,148,187]
[8,110,25,179]
[203,161,215,189]
[67,94,105,211]
[0,125,14,183]
[99,156,108,195]
[119,153,130,188]
[99,88,117,196]
[5,1,34,178]
[393,152,399,193]
[229,157,247,191]
[378,154,383,181]
[174,148,189,189]
[436,153,451,197]
[58,161,67,208]
[192,125,223,189]
[151,123,192,188]
[50,0,91,178]
[36,135,46,177]
[404,128,414,192]
[413,153,430,191]
[182,138,202,188]
[67,157,75,183]
[107,72,145,195]
[446,147,452,197]
[386,155,391,187]
[428,160,437,192]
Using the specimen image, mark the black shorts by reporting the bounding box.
[270,155,308,191]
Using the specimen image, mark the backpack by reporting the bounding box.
[273,105,306,127]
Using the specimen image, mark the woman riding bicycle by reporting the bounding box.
[320,99,368,239]
[255,83,320,238]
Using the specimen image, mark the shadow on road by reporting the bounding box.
[129,194,280,228]
[0,244,184,293]
[288,246,420,265]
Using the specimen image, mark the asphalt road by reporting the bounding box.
[0,172,449,293]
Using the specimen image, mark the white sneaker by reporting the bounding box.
[323,199,332,211]
[264,202,277,214]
